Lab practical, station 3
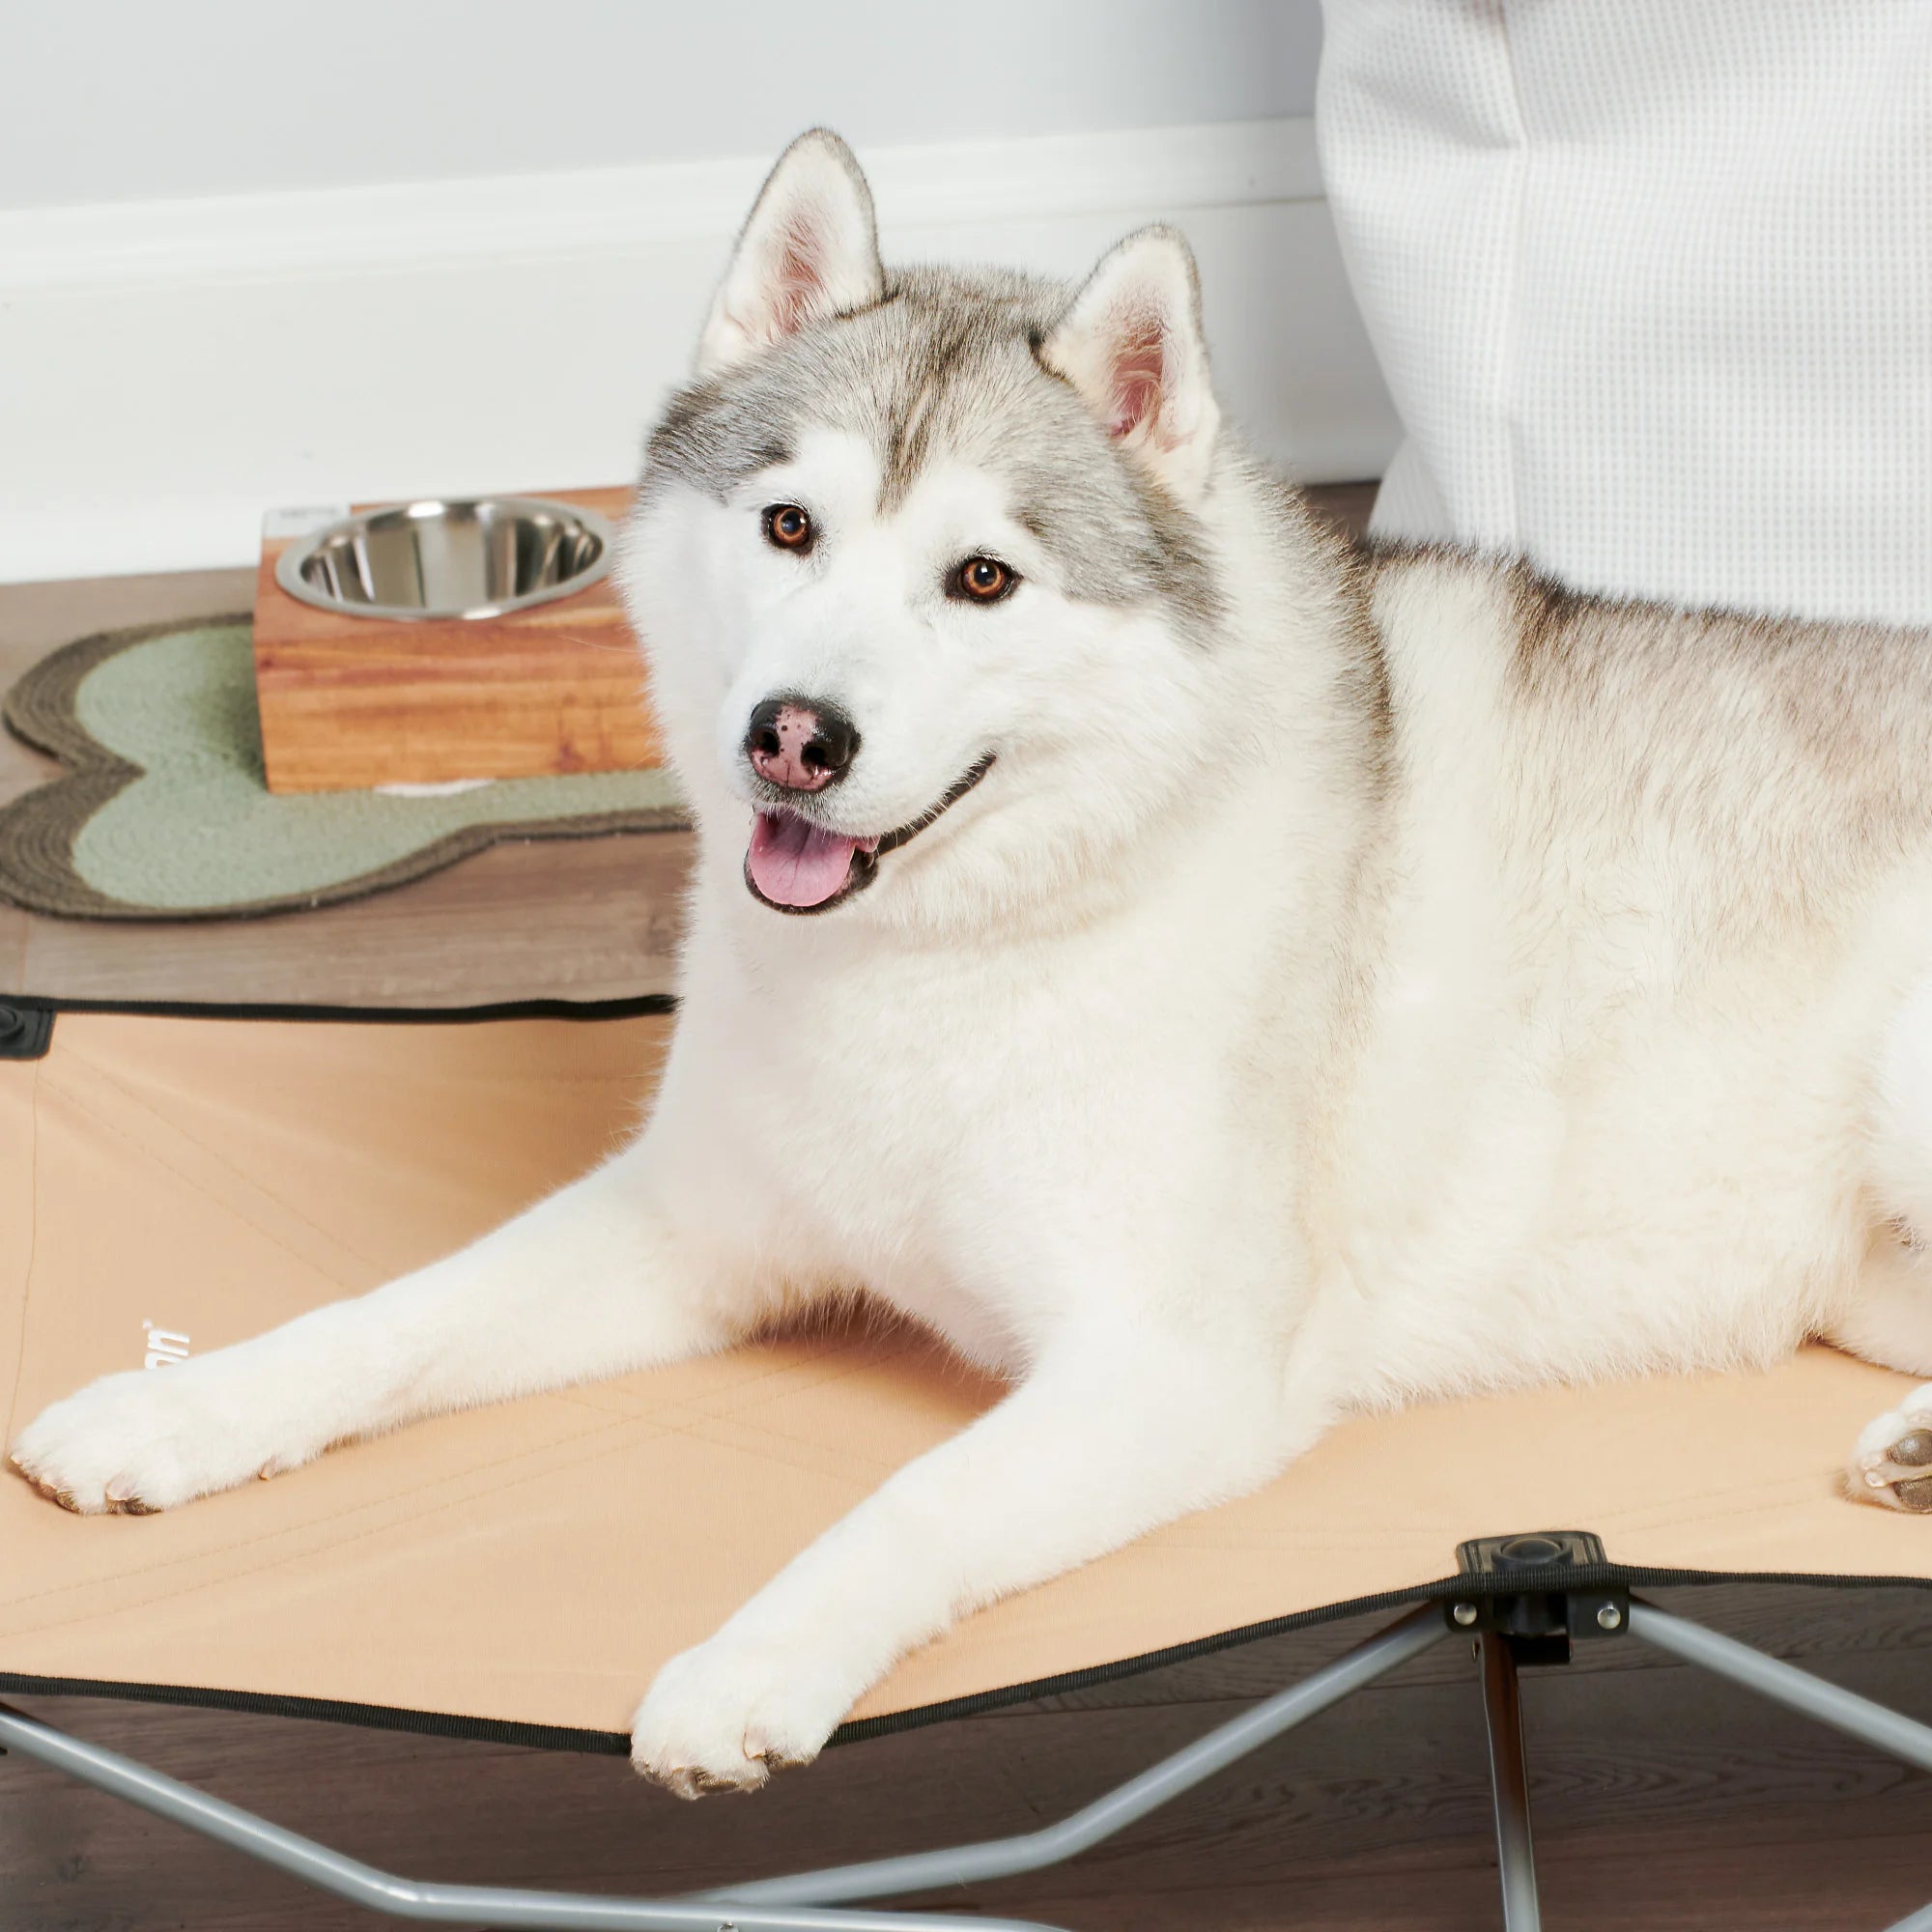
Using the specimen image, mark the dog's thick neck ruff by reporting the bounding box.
[743,754,997,914]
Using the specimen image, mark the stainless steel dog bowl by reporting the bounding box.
[274,497,614,622]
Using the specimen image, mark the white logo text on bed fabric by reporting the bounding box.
[142,1320,190,1370]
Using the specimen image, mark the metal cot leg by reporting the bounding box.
[1628,1601,1932,1774]
[1630,1599,1932,1932]
[0,1701,1059,1932]
[698,1605,1448,1909]
[1477,1633,1543,1932]
[0,1607,1451,1931]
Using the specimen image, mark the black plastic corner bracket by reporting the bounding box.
[1442,1529,1629,1663]
[0,1004,52,1062]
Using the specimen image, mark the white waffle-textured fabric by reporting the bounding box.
[1316,1,1932,626]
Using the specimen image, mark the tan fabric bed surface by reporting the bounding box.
[5,1009,1932,1747]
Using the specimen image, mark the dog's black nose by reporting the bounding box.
[746,696,860,792]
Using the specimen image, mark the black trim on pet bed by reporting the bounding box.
[0,991,676,1053]
[8,1563,1932,1758]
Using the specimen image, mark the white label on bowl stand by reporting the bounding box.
[375,778,497,797]
[263,503,353,540]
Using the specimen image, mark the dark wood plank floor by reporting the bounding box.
[9,476,1932,1929]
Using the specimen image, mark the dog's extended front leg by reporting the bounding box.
[630,1324,1308,1795]
[10,1141,753,1515]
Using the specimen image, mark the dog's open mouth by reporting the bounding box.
[744,756,995,915]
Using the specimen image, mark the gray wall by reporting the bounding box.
[0,0,1323,210]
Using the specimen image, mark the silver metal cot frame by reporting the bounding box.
[8,1587,1932,1932]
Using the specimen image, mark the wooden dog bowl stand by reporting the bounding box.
[251,485,660,794]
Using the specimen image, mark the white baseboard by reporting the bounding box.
[0,119,1399,585]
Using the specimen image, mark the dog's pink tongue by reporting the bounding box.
[748,810,860,908]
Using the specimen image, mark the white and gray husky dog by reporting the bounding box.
[15,130,1932,1794]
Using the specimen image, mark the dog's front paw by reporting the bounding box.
[9,1355,311,1516]
[630,1631,859,1799]
[1851,1382,1932,1512]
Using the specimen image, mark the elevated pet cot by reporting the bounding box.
[7,997,1932,1931]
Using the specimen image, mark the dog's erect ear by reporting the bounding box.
[1040,227,1220,500]
[697,129,885,377]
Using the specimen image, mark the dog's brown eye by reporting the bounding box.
[764,504,813,552]
[952,555,1015,604]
